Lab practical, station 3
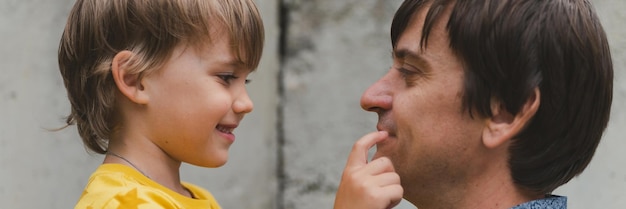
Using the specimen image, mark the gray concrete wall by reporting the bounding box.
[0,0,624,209]
[280,1,403,208]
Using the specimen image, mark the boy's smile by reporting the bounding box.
[216,123,238,142]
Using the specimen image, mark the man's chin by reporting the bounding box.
[373,136,395,158]
[372,150,388,161]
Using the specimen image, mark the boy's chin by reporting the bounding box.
[190,155,229,168]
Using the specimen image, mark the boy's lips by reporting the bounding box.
[216,124,237,134]
[216,124,238,142]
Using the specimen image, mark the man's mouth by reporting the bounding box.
[376,124,396,137]
[376,114,397,137]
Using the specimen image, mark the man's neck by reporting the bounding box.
[406,156,541,209]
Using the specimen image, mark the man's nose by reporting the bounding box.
[360,71,393,112]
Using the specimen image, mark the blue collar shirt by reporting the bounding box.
[510,195,567,209]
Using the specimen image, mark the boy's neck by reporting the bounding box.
[106,131,191,198]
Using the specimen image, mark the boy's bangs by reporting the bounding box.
[181,0,264,71]
[230,12,264,71]
[223,0,264,71]
[203,0,264,71]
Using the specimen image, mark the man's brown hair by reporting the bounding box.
[391,0,613,194]
[58,0,264,154]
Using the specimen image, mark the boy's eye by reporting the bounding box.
[218,74,238,84]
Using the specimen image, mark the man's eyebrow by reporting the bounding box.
[393,48,430,69]
[393,49,419,59]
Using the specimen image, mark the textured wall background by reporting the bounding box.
[280,0,403,208]
[0,0,623,209]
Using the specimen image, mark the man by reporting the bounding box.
[334,0,613,209]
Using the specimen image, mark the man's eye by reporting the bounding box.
[218,74,238,84]
[397,67,414,78]
[397,67,425,87]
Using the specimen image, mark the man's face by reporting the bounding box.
[360,6,486,197]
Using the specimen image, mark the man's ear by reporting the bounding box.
[111,51,149,104]
[482,88,540,149]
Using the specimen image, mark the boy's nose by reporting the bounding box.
[360,71,393,113]
[234,89,254,114]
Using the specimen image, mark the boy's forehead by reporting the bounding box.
[186,37,250,70]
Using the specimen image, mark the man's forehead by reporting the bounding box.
[393,48,420,59]
[393,0,454,52]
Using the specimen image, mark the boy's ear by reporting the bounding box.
[111,51,149,104]
[482,88,540,149]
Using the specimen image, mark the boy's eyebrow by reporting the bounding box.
[393,48,431,69]
[222,59,254,72]
[210,54,243,66]
[224,59,245,66]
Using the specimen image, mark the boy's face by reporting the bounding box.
[141,34,253,168]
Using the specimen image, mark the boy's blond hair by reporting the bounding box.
[58,0,264,154]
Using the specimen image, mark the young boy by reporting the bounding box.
[58,0,264,208]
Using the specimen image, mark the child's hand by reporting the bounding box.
[334,131,403,209]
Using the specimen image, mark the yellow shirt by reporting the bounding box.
[75,164,221,209]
